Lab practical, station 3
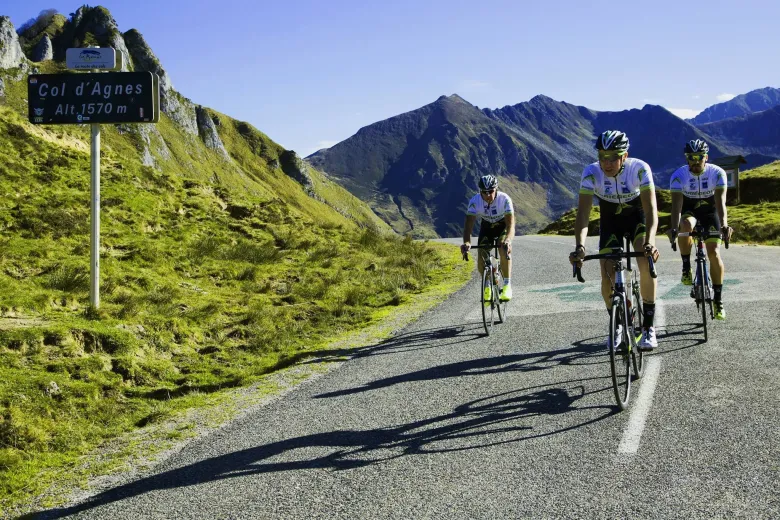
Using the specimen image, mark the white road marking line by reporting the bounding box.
[617,357,662,455]
[618,299,664,455]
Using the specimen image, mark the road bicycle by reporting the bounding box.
[670,225,730,342]
[464,240,510,335]
[572,234,656,410]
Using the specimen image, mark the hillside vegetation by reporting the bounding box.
[0,55,470,512]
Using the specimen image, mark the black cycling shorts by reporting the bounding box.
[598,204,646,253]
[681,197,721,243]
[478,220,507,248]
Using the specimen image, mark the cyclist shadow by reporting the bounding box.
[293,323,487,366]
[651,323,707,353]
[34,380,613,519]
[315,337,605,399]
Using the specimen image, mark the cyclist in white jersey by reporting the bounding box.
[569,130,661,350]
[460,175,515,301]
[668,139,733,320]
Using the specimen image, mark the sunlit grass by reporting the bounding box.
[0,70,471,513]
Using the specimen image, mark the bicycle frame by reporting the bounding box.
[671,225,720,341]
[468,240,511,335]
[572,235,656,409]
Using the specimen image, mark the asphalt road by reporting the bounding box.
[34,236,780,519]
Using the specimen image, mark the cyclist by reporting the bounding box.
[569,130,661,350]
[460,174,515,302]
[668,139,732,320]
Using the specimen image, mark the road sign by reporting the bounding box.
[28,71,160,124]
[66,47,117,70]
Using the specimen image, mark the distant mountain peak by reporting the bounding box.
[690,86,780,125]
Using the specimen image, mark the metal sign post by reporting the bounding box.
[28,48,159,309]
[90,123,100,308]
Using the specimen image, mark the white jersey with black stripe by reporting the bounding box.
[669,163,727,199]
[466,191,514,224]
[579,158,654,203]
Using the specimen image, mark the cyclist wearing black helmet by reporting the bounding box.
[569,130,661,350]
[461,174,515,302]
[668,139,732,320]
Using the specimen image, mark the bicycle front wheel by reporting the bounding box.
[697,260,708,342]
[481,269,494,335]
[610,297,631,410]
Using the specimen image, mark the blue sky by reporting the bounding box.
[5,0,779,156]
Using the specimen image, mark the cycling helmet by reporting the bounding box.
[684,139,709,154]
[478,175,498,191]
[595,130,630,152]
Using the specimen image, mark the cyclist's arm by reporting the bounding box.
[670,191,684,231]
[503,212,515,241]
[574,193,592,248]
[714,188,727,228]
[639,187,658,245]
[462,215,476,244]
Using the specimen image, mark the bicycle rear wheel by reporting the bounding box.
[481,269,494,335]
[630,284,645,379]
[697,260,708,342]
[610,297,631,410]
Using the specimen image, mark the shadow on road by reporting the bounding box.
[315,334,605,399]
[32,377,612,519]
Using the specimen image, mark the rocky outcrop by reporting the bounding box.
[196,106,230,159]
[0,77,5,99]
[124,28,197,135]
[280,150,314,191]
[32,34,53,62]
[0,17,25,69]
[123,29,172,91]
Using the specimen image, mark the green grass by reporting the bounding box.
[0,65,472,515]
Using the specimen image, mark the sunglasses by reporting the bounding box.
[598,152,626,163]
[480,189,496,195]
[686,153,706,162]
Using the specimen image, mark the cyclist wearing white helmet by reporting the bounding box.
[461,174,515,301]
[668,139,732,320]
[569,130,661,350]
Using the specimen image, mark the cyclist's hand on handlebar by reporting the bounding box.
[460,243,471,260]
[667,228,678,242]
[644,243,660,262]
[569,245,585,267]
[721,225,733,241]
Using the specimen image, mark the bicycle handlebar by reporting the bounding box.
[462,242,512,261]
[669,228,730,250]
[572,251,656,283]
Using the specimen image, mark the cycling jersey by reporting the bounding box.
[579,158,654,211]
[670,163,727,243]
[466,191,514,224]
[669,163,727,200]
[579,158,654,253]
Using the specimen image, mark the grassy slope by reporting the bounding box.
[539,163,780,246]
[0,64,471,513]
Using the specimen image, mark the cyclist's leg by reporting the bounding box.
[701,213,726,318]
[702,212,724,285]
[496,227,511,281]
[678,213,696,256]
[598,214,621,309]
[476,224,491,275]
[633,219,658,349]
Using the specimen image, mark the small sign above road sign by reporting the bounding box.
[66,47,118,70]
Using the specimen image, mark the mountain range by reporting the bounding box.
[308,88,780,238]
